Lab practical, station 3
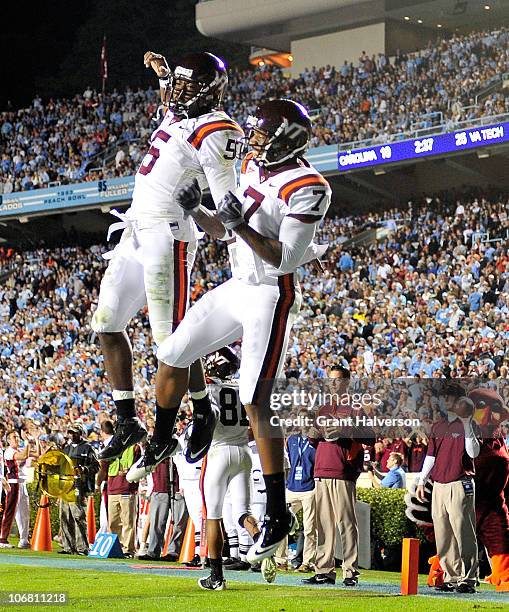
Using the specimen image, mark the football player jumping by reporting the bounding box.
[154,99,331,562]
[92,51,243,467]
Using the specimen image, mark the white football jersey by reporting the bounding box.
[227,154,331,284]
[209,380,249,448]
[128,109,243,231]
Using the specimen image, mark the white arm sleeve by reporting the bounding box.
[199,128,240,207]
[203,162,237,208]
[462,418,481,458]
[278,216,318,273]
[418,455,436,485]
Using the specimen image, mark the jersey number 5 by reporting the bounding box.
[138,130,171,176]
[223,138,238,161]
[219,386,249,427]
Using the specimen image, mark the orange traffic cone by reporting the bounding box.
[161,521,174,558]
[87,496,97,546]
[31,495,52,552]
[178,518,195,564]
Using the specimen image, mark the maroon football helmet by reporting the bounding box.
[166,52,228,118]
[241,99,312,167]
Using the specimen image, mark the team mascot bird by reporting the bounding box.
[405,386,509,589]
[469,387,509,587]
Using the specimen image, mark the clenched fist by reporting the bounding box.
[175,179,202,218]
[217,191,244,231]
[144,51,170,78]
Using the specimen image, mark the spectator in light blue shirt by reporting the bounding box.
[339,252,354,272]
[468,289,482,312]
[369,452,406,489]
[485,246,496,261]
[436,306,451,325]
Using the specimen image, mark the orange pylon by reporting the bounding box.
[401,538,419,595]
[31,495,52,552]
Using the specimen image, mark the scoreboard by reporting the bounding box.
[337,120,508,172]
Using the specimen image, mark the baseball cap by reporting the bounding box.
[68,422,87,437]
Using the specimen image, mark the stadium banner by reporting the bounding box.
[0,177,134,219]
[0,145,338,220]
[337,120,509,172]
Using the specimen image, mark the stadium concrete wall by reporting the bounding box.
[290,23,385,75]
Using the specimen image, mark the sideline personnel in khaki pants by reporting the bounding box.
[98,444,141,557]
[303,366,375,587]
[417,390,481,593]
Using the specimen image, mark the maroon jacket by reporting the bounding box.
[313,439,365,482]
[427,417,480,483]
[311,410,375,482]
[152,459,170,494]
[408,443,427,473]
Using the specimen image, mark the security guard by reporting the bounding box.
[59,422,99,555]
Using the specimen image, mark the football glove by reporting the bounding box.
[217,191,244,231]
[175,178,202,218]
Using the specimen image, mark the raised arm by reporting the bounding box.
[144,51,171,105]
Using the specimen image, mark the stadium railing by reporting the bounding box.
[474,71,509,105]
[337,111,509,152]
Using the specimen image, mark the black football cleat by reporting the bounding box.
[302,574,335,585]
[246,511,298,564]
[185,554,202,568]
[222,557,238,566]
[343,576,359,587]
[456,583,476,594]
[185,403,219,463]
[98,418,147,461]
[126,437,178,482]
[224,559,250,571]
[435,582,455,592]
[198,575,226,591]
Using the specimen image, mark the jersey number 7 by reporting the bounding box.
[138,130,171,176]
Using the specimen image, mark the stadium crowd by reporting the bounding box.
[0,190,508,576]
[0,27,508,193]
[0,189,508,442]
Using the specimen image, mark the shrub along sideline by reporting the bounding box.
[26,484,427,569]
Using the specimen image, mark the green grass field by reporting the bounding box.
[1,544,507,611]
